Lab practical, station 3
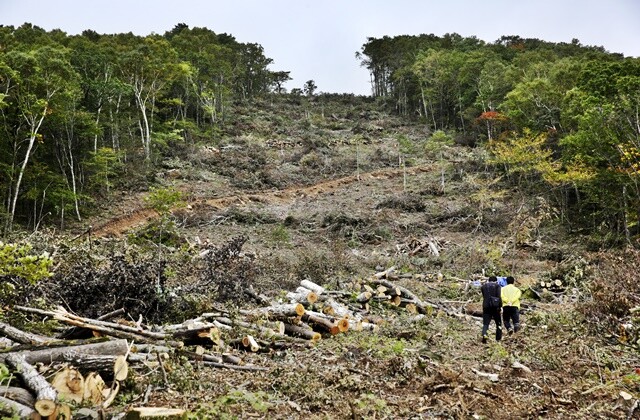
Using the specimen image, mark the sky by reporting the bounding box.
[1,0,639,95]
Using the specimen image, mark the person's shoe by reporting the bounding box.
[481,335,487,344]
[507,329,514,335]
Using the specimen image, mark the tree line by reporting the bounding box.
[359,33,640,244]
[0,23,293,232]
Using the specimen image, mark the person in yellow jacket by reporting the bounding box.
[501,276,522,334]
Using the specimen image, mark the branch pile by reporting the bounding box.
[0,266,444,418]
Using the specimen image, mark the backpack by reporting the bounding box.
[488,296,502,309]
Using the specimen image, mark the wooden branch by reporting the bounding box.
[286,288,318,305]
[241,335,261,352]
[241,303,305,320]
[0,338,129,365]
[283,323,321,342]
[0,322,60,346]
[322,298,354,319]
[301,313,339,335]
[355,292,373,303]
[0,395,39,419]
[300,279,325,295]
[215,317,308,344]
[244,286,271,306]
[197,361,267,371]
[14,305,165,343]
[374,266,396,279]
[5,354,57,416]
[170,325,220,347]
[57,307,126,339]
[0,386,36,408]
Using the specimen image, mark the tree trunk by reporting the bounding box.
[8,110,47,231]
[0,322,60,346]
[0,338,129,365]
[0,395,39,419]
[5,354,58,417]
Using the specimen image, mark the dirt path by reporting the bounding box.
[92,165,432,237]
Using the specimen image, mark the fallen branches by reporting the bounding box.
[6,354,58,417]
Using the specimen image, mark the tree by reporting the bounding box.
[303,80,317,96]
[2,46,77,231]
[119,36,184,160]
[270,71,291,93]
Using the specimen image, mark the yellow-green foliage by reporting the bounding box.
[0,241,53,284]
[489,129,557,184]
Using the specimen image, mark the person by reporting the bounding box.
[481,276,502,343]
[501,276,522,334]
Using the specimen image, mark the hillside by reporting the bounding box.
[2,95,640,419]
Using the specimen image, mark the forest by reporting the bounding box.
[357,32,640,244]
[0,24,639,244]
[0,23,640,419]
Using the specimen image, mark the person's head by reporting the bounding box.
[506,276,515,284]
[488,275,497,282]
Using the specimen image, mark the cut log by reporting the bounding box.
[221,353,243,365]
[5,354,57,416]
[0,395,39,419]
[472,368,499,382]
[49,403,71,420]
[389,296,402,306]
[241,335,261,352]
[14,305,165,343]
[114,355,129,381]
[427,239,440,257]
[244,286,271,306]
[51,367,84,404]
[83,372,106,405]
[374,266,396,279]
[322,298,353,319]
[405,303,418,314]
[0,322,59,346]
[347,320,377,332]
[242,303,305,320]
[553,279,563,287]
[0,386,36,408]
[355,291,372,303]
[300,279,325,295]
[283,323,321,342]
[301,313,339,335]
[335,318,349,333]
[0,338,129,365]
[369,279,441,315]
[125,407,187,419]
[171,325,220,347]
[286,289,318,305]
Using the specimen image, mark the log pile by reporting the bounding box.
[0,266,440,418]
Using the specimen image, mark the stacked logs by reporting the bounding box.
[0,266,437,418]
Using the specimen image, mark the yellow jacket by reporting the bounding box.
[501,284,522,308]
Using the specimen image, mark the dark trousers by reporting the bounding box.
[481,308,502,341]
[502,306,520,332]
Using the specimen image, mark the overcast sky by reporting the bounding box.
[2,1,639,95]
